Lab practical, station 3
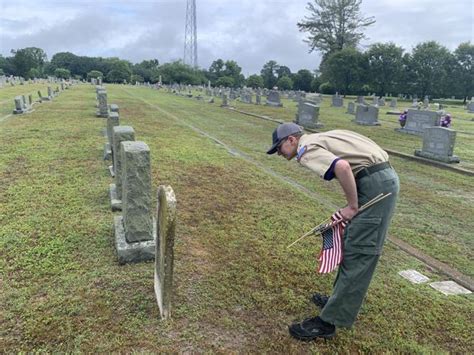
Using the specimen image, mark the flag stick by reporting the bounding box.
[287,192,392,249]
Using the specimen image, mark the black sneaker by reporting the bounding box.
[312,293,329,309]
[288,316,336,341]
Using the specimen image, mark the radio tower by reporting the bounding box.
[184,0,198,68]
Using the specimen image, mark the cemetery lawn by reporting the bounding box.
[1,84,473,352]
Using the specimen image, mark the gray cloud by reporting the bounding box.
[0,0,472,74]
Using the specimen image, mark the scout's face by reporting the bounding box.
[277,135,298,160]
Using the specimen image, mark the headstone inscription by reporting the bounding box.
[114,141,155,264]
[414,127,460,163]
[154,185,177,320]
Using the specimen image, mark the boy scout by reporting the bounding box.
[267,123,399,341]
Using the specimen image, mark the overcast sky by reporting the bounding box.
[0,0,472,75]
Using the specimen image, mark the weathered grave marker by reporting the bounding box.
[266,90,283,107]
[355,105,380,125]
[414,127,460,163]
[396,109,441,135]
[110,126,136,211]
[114,141,155,263]
[295,102,323,129]
[154,185,177,320]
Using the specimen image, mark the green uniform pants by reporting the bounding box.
[319,166,399,327]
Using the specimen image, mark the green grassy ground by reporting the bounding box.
[0,84,472,352]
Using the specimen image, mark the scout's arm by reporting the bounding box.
[334,159,358,220]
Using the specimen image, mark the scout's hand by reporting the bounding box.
[339,205,358,221]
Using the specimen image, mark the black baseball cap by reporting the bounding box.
[266,122,303,154]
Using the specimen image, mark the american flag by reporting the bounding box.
[318,211,347,273]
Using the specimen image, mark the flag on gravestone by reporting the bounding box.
[318,211,347,274]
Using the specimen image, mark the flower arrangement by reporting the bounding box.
[440,114,452,128]
[399,110,408,127]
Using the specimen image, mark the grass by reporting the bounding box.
[0,84,473,352]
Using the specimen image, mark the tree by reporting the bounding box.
[293,69,314,91]
[366,42,404,96]
[10,47,47,77]
[223,60,244,87]
[54,68,71,79]
[156,61,206,85]
[261,60,279,88]
[408,41,453,98]
[132,59,159,83]
[277,76,294,90]
[208,59,225,83]
[106,59,132,83]
[87,70,104,81]
[297,0,375,59]
[215,76,234,87]
[246,74,264,88]
[276,65,292,79]
[323,47,366,95]
[130,74,144,83]
[453,42,473,102]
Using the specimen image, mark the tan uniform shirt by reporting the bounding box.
[297,130,389,179]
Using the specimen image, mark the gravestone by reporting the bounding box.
[331,94,343,107]
[255,92,261,105]
[220,94,229,107]
[466,102,474,113]
[114,141,155,264]
[109,126,135,211]
[429,281,472,296]
[241,92,252,104]
[398,270,430,284]
[28,94,33,107]
[396,109,441,135]
[96,91,108,117]
[372,96,379,106]
[295,102,323,129]
[390,98,397,108]
[379,97,385,106]
[266,90,283,107]
[414,127,460,163]
[110,104,119,113]
[104,112,120,161]
[423,96,429,108]
[38,90,51,102]
[356,96,365,104]
[12,97,25,114]
[347,102,356,115]
[355,105,380,125]
[154,185,177,320]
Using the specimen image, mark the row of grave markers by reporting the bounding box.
[94,86,176,319]
[12,82,73,115]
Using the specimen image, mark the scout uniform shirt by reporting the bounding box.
[296,130,389,180]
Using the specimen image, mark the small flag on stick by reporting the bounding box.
[318,211,346,273]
